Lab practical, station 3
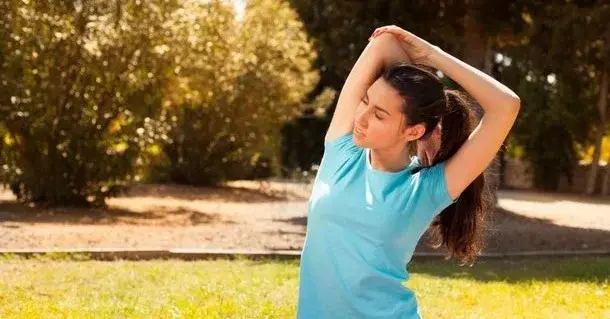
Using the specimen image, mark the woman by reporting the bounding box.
[296,25,520,318]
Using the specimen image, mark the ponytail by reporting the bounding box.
[427,89,493,266]
[382,63,492,265]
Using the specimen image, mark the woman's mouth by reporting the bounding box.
[355,126,366,138]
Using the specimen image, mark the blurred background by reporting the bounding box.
[0,1,608,317]
[1,0,609,204]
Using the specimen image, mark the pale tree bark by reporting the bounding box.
[602,151,609,196]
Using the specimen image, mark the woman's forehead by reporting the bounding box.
[368,78,403,114]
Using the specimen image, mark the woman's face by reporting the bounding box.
[353,77,425,149]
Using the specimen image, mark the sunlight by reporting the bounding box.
[233,0,245,21]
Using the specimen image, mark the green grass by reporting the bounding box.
[0,254,608,318]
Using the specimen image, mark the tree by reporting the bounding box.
[585,26,609,195]
[0,0,176,206]
[155,0,319,185]
[288,0,537,201]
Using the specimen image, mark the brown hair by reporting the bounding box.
[382,62,493,265]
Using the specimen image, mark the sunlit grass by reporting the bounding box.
[0,254,608,318]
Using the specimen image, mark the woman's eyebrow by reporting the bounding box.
[364,91,390,115]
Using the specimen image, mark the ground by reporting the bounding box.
[0,181,609,253]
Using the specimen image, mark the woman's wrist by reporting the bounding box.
[427,45,447,70]
[372,33,412,69]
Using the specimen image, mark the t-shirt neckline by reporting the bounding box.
[365,148,419,176]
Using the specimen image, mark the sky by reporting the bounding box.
[233,0,245,21]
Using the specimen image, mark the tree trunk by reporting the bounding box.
[462,0,501,205]
[462,0,487,71]
[602,152,609,196]
[585,62,608,195]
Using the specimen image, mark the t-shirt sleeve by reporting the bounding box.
[418,161,459,216]
[317,132,361,179]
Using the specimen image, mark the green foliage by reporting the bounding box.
[0,0,177,206]
[506,69,580,189]
[154,0,319,185]
[280,111,328,178]
[496,1,608,190]
[0,0,319,204]
[289,0,609,193]
[577,136,610,164]
[289,0,536,95]
[280,87,336,177]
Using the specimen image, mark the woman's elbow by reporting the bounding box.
[511,95,521,108]
[499,95,520,117]
[507,93,521,110]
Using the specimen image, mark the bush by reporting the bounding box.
[152,0,319,186]
[0,0,176,206]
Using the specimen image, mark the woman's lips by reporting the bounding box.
[355,126,366,137]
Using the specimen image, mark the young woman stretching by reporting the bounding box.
[296,25,520,318]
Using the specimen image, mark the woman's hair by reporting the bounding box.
[382,62,493,266]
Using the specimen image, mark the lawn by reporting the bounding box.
[0,254,608,318]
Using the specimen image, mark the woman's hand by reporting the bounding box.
[369,25,440,68]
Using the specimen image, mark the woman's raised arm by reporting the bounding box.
[325,33,410,143]
[371,25,520,201]
[430,48,520,200]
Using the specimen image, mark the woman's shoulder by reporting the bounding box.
[317,131,363,180]
[411,159,458,214]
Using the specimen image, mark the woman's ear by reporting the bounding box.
[402,123,427,142]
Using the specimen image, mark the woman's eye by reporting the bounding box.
[375,113,382,119]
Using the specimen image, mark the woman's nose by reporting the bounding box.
[355,107,368,126]
[355,113,368,128]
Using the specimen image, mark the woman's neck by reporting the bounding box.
[369,146,412,173]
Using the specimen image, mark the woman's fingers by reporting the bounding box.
[371,27,413,44]
[373,29,421,52]
[369,26,436,67]
[373,25,404,36]
[371,26,392,37]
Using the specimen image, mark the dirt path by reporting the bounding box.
[1,182,609,253]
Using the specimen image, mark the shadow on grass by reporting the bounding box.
[407,255,610,284]
[239,254,609,284]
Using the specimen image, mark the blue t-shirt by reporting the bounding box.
[297,131,458,319]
